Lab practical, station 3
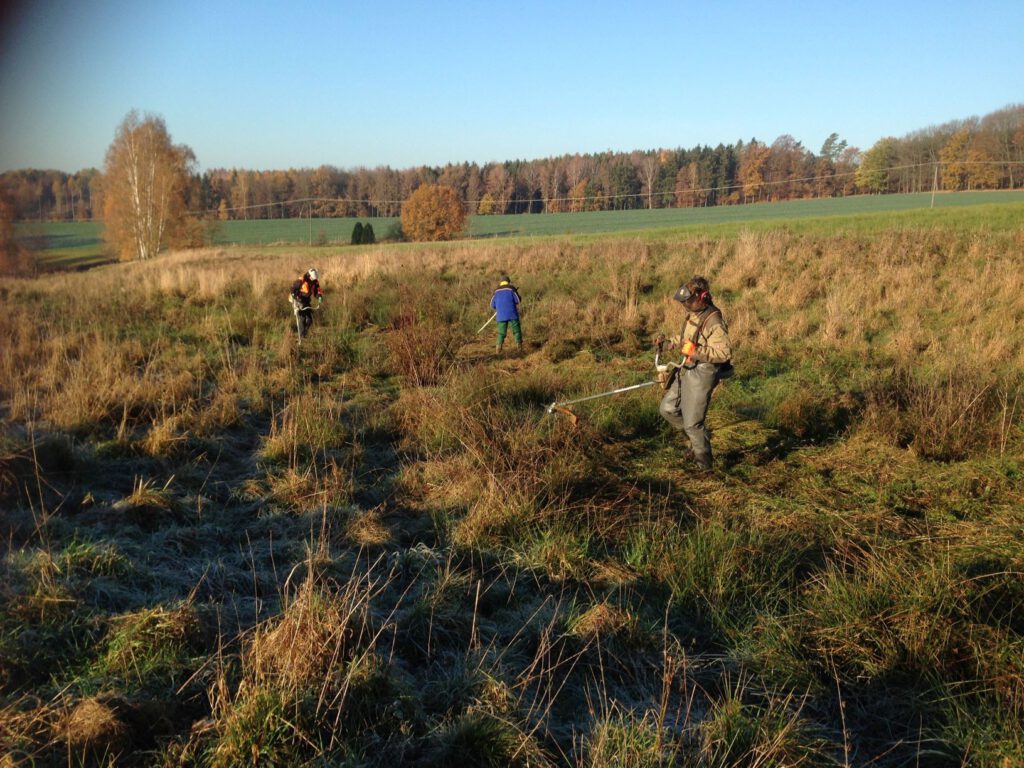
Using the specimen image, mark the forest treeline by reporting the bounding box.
[2,103,1022,222]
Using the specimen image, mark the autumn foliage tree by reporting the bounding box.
[0,189,33,275]
[856,137,898,194]
[940,129,971,190]
[400,184,466,241]
[102,111,195,261]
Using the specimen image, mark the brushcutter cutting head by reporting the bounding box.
[548,405,579,426]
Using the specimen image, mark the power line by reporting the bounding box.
[193,160,1024,217]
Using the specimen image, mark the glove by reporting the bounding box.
[654,333,666,347]
[681,340,697,358]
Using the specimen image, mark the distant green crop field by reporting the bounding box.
[13,220,110,269]
[212,217,401,245]
[15,190,1024,267]
[472,190,1024,237]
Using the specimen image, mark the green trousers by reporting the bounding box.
[496,319,522,347]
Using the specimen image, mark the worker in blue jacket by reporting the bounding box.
[490,275,522,354]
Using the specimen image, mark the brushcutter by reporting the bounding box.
[546,339,683,424]
[291,297,323,343]
[476,312,497,334]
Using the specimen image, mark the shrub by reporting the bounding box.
[400,185,466,242]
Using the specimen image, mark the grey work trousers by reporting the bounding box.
[659,362,719,459]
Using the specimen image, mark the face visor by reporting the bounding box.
[308,269,318,281]
[673,284,693,304]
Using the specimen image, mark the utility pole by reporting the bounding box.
[930,162,939,209]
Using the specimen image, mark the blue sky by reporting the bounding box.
[1,0,1021,173]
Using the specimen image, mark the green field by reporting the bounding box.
[14,190,1024,269]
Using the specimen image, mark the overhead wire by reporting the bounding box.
[193,159,1024,217]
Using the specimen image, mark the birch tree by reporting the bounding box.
[102,111,194,261]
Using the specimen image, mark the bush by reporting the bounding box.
[351,222,364,245]
[400,185,466,242]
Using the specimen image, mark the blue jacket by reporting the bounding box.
[490,284,521,321]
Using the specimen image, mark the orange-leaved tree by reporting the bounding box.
[103,111,195,261]
[0,189,33,275]
[939,129,971,191]
[400,185,466,241]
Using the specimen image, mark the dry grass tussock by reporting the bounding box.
[247,568,379,691]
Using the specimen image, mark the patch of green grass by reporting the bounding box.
[422,710,545,768]
[697,681,831,768]
[88,604,206,689]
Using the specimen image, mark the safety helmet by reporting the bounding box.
[499,274,511,285]
[308,268,318,281]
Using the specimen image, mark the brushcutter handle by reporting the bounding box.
[654,335,666,368]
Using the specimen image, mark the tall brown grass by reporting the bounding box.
[2,222,1022,766]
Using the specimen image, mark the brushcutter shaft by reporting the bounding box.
[548,380,657,411]
[477,312,497,334]
[547,341,668,421]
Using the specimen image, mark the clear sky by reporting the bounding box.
[1,0,1021,173]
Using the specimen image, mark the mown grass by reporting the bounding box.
[1,214,1022,766]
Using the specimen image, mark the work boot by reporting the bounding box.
[496,342,503,355]
[692,451,713,471]
[515,340,523,355]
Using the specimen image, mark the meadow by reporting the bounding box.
[15,189,1024,270]
[1,208,1023,766]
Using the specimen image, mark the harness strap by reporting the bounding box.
[690,308,723,346]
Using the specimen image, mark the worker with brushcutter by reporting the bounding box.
[289,267,323,343]
[655,276,733,470]
[490,274,523,354]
